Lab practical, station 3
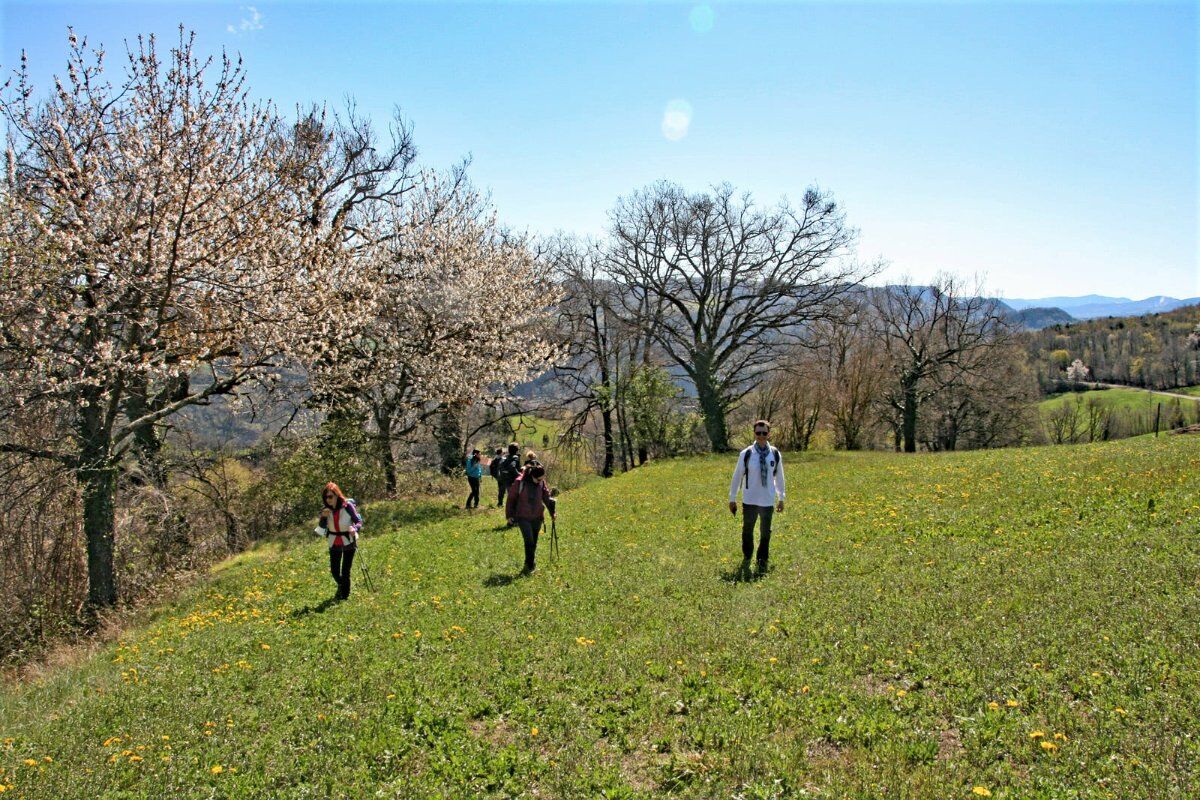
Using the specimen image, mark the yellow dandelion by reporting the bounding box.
[1041,740,1058,752]
[210,764,224,775]
[896,690,908,698]
[987,701,1000,710]
[1115,707,1127,716]
[530,727,539,737]
[260,644,270,650]
[413,630,421,638]
[1005,699,1019,707]
[128,755,143,763]
[1029,730,1044,739]
[972,788,992,798]
[801,685,810,693]
[22,760,36,767]
[1053,732,1068,741]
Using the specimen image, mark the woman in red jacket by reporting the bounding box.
[316,482,362,599]
[505,461,556,576]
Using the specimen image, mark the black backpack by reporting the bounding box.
[743,447,780,488]
[499,453,522,483]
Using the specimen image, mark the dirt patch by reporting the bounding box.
[467,717,517,748]
[937,727,963,761]
[805,739,854,768]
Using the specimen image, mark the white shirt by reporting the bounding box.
[729,444,786,506]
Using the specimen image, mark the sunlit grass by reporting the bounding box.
[2,437,1198,798]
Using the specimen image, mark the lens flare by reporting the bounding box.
[661,99,693,141]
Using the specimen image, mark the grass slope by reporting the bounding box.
[3,438,1199,799]
[1037,387,1168,415]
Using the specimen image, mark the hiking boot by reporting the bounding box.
[755,560,769,576]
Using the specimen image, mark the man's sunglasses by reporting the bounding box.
[754,430,769,436]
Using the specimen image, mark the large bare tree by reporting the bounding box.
[872,276,1014,453]
[0,32,341,612]
[609,181,865,451]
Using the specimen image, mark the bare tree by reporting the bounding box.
[872,276,1013,453]
[547,236,623,476]
[609,181,865,451]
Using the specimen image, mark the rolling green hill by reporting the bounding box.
[2,438,1198,798]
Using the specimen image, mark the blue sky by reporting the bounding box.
[3,1,1196,299]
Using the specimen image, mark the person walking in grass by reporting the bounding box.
[496,442,523,509]
[728,420,785,577]
[489,447,504,504]
[464,448,484,509]
[316,482,362,600]
[506,459,556,576]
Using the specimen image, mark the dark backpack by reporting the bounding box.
[499,454,522,483]
[743,447,780,489]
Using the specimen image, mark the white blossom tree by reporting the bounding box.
[0,31,348,611]
[308,175,558,491]
[1065,358,1091,383]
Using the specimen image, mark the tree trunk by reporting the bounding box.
[437,404,466,475]
[374,405,397,495]
[902,382,919,453]
[79,441,118,613]
[694,377,729,452]
[599,403,615,478]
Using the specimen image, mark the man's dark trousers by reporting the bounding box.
[741,504,774,566]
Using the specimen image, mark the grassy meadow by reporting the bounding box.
[2,437,1198,798]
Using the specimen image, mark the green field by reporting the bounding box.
[1038,387,1168,415]
[3,438,1199,798]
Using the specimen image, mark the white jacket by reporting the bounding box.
[729,444,786,507]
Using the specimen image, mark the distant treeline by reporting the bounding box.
[1021,305,1200,391]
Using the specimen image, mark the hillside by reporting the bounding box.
[3,439,1199,798]
[1021,303,1200,391]
[1006,295,1200,319]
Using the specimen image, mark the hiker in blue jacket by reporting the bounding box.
[464,448,484,509]
[728,420,786,576]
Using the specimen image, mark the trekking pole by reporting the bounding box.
[550,517,560,561]
[357,544,375,592]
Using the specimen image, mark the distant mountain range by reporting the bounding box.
[1002,295,1200,320]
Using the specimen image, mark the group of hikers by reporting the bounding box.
[315,420,784,598]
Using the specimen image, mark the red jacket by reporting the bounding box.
[506,474,556,521]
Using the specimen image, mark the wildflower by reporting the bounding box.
[1040,740,1058,752]
[1005,699,1019,707]
[128,755,143,763]
[896,690,908,698]
[1115,707,1127,716]
[210,765,224,774]
[412,630,421,638]
[260,644,270,650]
[1029,730,1044,739]
[1053,732,1068,741]
[987,701,999,710]
[530,727,539,737]
[972,788,992,797]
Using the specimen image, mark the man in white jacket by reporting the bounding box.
[728,419,785,576]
